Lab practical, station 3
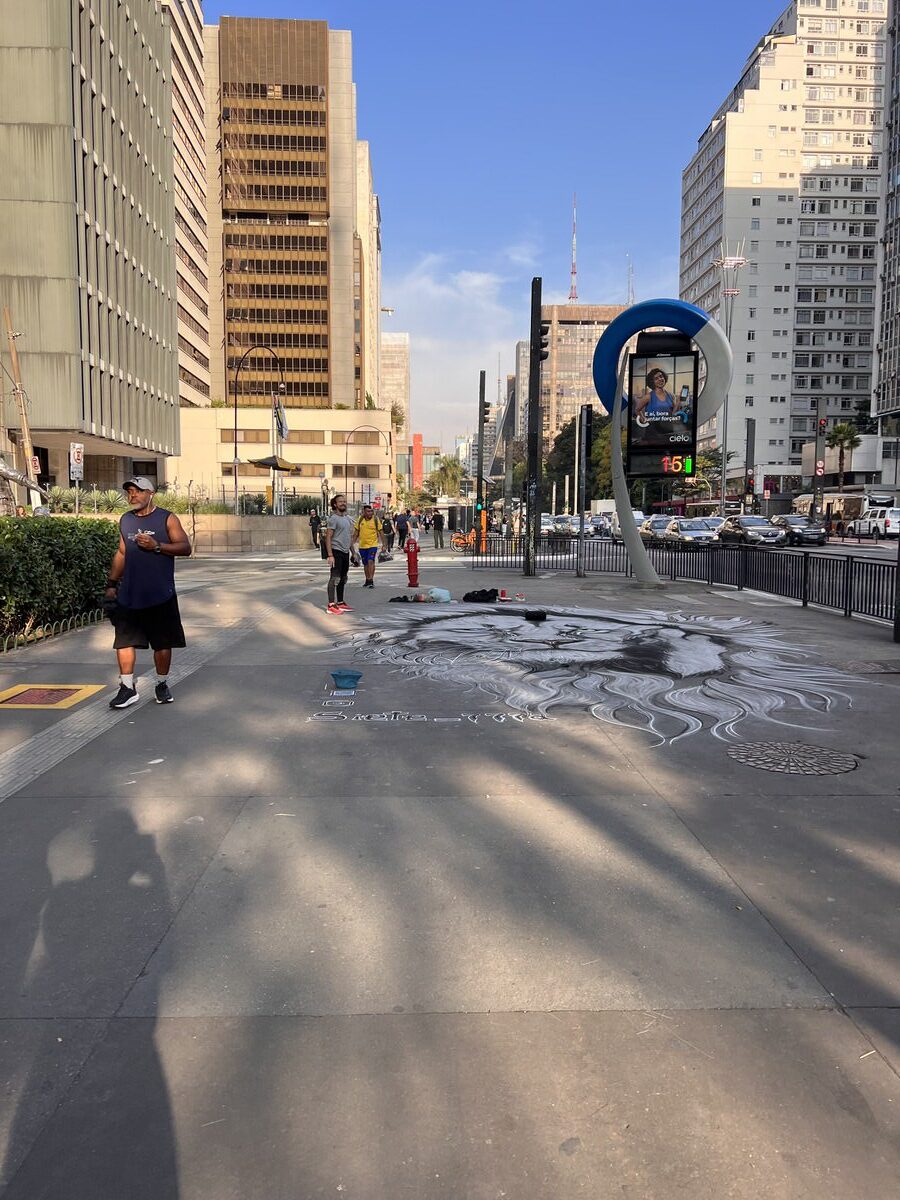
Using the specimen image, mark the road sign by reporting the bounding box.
[815,459,826,477]
[69,442,84,481]
[30,455,41,475]
[763,488,771,500]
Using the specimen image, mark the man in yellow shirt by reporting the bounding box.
[352,503,386,589]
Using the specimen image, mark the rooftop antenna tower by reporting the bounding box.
[626,253,635,306]
[568,193,578,303]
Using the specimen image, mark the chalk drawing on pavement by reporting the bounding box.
[342,605,855,744]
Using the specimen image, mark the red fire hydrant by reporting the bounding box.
[405,536,419,587]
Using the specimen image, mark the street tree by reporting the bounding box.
[425,455,464,498]
[826,422,862,493]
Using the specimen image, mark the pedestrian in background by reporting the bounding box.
[432,508,445,549]
[352,502,386,588]
[309,508,322,548]
[395,509,409,549]
[381,512,395,553]
[105,476,191,708]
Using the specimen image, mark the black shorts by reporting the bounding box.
[113,596,186,651]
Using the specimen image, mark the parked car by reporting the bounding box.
[551,516,573,536]
[769,514,827,546]
[638,516,672,546]
[701,516,725,533]
[717,515,787,547]
[662,518,719,548]
[846,506,900,539]
[588,514,610,538]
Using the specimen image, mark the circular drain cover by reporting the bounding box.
[727,741,858,775]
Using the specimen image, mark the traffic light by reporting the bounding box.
[817,417,828,436]
[746,471,755,495]
[538,320,550,362]
[475,499,484,513]
[480,395,491,425]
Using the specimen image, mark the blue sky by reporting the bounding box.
[205,0,788,445]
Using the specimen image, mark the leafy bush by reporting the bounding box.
[0,517,120,639]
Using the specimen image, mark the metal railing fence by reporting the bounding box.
[470,536,896,624]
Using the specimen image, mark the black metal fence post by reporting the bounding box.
[801,551,810,607]
[843,554,854,619]
[739,545,748,591]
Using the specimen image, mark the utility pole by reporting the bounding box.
[524,278,548,576]
[812,398,828,523]
[475,370,487,550]
[711,245,747,515]
[3,307,41,508]
[576,404,592,578]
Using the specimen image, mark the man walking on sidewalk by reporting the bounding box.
[324,493,353,614]
[432,508,445,549]
[352,502,386,588]
[395,509,409,550]
[105,477,192,709]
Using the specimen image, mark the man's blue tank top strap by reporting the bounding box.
[118,507,176,609]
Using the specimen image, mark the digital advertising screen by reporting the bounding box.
[626,352,699,479]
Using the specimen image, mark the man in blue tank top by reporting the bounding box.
[105,477,191,709]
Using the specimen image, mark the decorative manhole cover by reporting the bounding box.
[727,742,858,775]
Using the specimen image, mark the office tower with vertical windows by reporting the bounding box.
[380,331,410,473]
[161,0,210,408]
[0,0,179,489]
[514,339,530,442]
[539,305,626,448]
[205,17,361,417]
[681,0,887,497]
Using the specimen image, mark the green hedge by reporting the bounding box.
[0,517,120,639]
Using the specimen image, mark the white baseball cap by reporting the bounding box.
[122,476,157,493]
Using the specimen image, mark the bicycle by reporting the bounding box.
[450,529,475,554]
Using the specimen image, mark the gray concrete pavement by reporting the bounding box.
[0,548,898,1198]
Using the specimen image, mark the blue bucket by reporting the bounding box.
[331,669,362,690]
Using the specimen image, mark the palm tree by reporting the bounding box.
[425,455,464,499]
[825,422,862,493]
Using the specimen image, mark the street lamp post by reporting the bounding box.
[711,247,747,515]
[344,424,392,515]
[231,344,285,514]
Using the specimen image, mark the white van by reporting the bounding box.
[847,507,900,539]
[610,510,646,542]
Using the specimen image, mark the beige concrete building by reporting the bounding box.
[355,141,382,407]
[162,0,210,408]
[163,404,393,506]
[540,304,626,447]
[0,0,179,489]
[380,331,410,473]
[681,0,887,497]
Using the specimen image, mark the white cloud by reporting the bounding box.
[381,254,524,445]
[380,249,682,448]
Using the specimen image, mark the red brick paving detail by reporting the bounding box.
[0,687,80,707]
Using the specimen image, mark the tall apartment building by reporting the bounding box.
[205,17,358,415]
[681,0,887,496]
[0,0,179,489]
[162,0,210,408]
[540,304,626,447]
[876,4,900,480]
